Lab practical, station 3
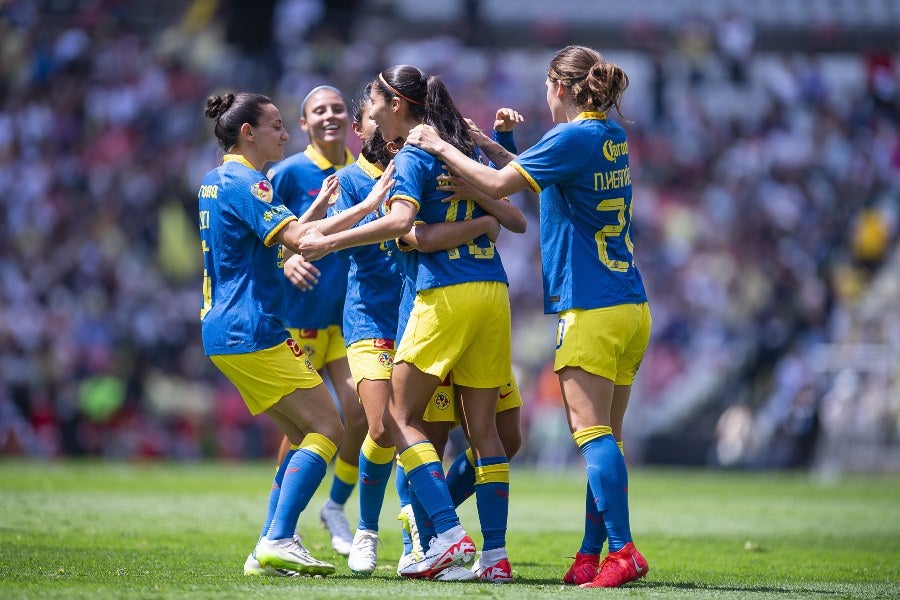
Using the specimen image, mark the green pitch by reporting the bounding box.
[0,460,897,599]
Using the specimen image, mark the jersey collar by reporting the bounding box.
[356,154,384,180]
[574,111,607,121]
[303,144,355,171]
[223,154,256,169]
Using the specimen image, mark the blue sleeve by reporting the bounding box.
[492,129,518,154]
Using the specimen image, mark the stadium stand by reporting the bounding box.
[0,0,896,472]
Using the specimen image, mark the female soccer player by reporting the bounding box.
[299,66,516,580]
[334,86,503,578]
[406,45,652,588]
[198,92,393,576]
[267,85,367,556]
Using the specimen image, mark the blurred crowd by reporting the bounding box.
[0,0,897,470]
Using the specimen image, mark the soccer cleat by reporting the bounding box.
[397,504,423,554]
[347,529,379,576]
[431,564,478,581]
[396,549,423,576]
[255,536,335,576]
[472,555,513,583]
[320,499,353,556]
[563,551,599,585]
[243,553,298,577]
[580,542,648,588]
[398,528,476,579]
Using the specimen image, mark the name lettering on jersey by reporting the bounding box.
[251,180,274,203]
[594,166,631,191]
[199,184,218,199]
[199,210,210,230]
[602,139,629,162]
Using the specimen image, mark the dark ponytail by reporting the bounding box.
[376,65,474,157]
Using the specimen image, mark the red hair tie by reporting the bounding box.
[379,73,424,106]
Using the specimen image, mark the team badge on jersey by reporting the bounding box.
[433,391,451,411]
[378,352,393,368]
[251,180,274,203]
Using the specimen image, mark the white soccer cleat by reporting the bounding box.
[396,549,423,576]
[347,529,379,576]
[431,564,478,582]
[255,536,335,576]
[472,549,513,583]
[242,552,298,577]
[397,526,476,579]
[319,499,353,556]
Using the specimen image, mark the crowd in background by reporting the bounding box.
[0,0,897,471]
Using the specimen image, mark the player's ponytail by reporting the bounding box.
[377,66,474,157]
[549,45,629,119]
[205,92,273,152]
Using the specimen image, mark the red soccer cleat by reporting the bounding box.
[563,551,599,585]
[580,542,648,588]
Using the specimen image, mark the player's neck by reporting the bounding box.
[314,140,348,167]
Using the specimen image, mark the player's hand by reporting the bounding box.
[406,124,444,156]
[283,253,320,290]
[361,160,395,212]
[297,228,330,262]
[436,172,483,205]
[485,215,501,242]
[312,174,340,208]
[494,107,524,132]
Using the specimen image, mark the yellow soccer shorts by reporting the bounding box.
[346,338,396,388]
[287,325,347,370]
[497,370,523,412]
[346,338,457,422]
[210,338,323,415]
[396,281,511,389]
[554,302,652,384]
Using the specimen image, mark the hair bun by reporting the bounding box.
[205,93,236,119]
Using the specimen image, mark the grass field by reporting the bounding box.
[0,460,898,599]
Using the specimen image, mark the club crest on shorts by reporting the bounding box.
[433,391,451,410]
[378,351,393,368]
[304,355,315,371]
[251,180,273,203]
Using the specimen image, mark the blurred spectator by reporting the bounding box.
[0,0,897,471]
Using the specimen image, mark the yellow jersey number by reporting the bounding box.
[444,199,494,260]
[594,198,633,272]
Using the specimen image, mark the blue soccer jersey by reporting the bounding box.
[198,154,297,355]
[267,145,354,329]
[388,144,508,292]
[333,155,402,345]
[510,112,647,314]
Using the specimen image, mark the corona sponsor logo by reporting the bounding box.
[602,139,628,162]
[433,391,451,410]
[251,180,274,203]
[199,184,218,198]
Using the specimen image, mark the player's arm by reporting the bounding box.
[292,197,416,261]
[401,215,501,253]
[436,173,526,233]
[407,126,528,199]
[277,163,396,253]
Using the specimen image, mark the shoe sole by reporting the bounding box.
[580,567,648,588]
[258,556,335,576]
